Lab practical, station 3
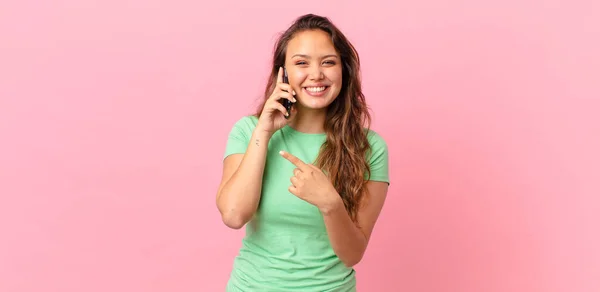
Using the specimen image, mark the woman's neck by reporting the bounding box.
[288,108,327,134]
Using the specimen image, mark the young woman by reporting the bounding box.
[216,14,390,291]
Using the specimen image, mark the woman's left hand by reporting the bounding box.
[279,150,342,213]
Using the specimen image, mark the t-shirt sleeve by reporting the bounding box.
[223,116,258,160]
[366,130,390,184]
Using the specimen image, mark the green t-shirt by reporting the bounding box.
[223,115,389,292]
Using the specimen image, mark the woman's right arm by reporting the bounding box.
[216,129,272,229]
[216,67,296,229]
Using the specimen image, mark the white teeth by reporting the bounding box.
[306,86,326,92]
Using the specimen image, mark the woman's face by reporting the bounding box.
[284,29,343,111]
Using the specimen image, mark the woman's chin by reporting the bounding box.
[296,96,336,110]
[296,101,329,111]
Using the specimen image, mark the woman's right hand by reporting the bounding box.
[256,67,297,135]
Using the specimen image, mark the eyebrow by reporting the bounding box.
[291,54,339,59]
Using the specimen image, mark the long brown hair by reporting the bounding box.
[255,14,372,223]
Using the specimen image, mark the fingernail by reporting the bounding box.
[292,90,296,95]
[279,150,284,155]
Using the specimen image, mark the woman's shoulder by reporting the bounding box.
[364,128,388,150]
[229,115,259,132]
[233,114,259,125]
[363,128,389,177]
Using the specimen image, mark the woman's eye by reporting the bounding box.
[295,61,307,65]
[324,60,336,65]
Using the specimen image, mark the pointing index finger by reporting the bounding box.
[279,151,308,170]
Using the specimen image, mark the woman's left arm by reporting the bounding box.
[320,181,389,267]
[278,150,389,267]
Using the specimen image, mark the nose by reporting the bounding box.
[308,65,324,80]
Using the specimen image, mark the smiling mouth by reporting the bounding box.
[302,86,330,97]
[304,86,328,93]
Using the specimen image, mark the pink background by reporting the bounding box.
[1,1,599,291]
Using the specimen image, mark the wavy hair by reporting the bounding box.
[255,14,372,223]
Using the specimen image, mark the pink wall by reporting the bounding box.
[1,1,598,291]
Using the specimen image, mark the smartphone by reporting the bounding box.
[280,67,293,119]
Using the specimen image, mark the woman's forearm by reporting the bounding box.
[320,195,368,267]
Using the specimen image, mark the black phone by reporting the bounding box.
[280,67,293,118]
